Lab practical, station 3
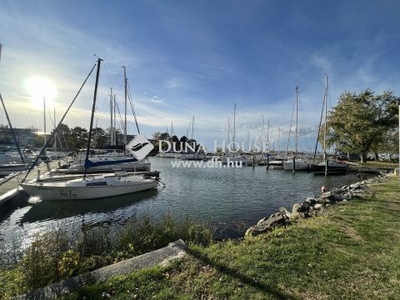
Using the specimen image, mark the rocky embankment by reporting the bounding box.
[245,172,394,237]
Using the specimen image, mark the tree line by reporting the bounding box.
[36,125,197,153]
[325,89,399,162]
[151,132,198,152]
[33,124,121,151]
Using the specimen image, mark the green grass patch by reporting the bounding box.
[356,160,398,169]
[62,177,400,299]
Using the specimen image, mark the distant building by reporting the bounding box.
[0,126,39,147]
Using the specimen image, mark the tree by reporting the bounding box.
[48,123,70,151]
[69,126,89,150]
[151,132,171,152]
[152,131,162,140]
[92,127,107,148]
[326,89,399,162]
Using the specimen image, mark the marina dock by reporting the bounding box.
[0,161,59,218]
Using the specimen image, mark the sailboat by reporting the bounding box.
[220,104,251,166]
[180,116,205,160]
[20,58,159,200]
[51,67,151,174]
[283,86,311,171]
[310,76,348,176]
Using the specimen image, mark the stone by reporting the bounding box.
[334,194,344,202]
[245,214,287,236]
[292,203,302,214]
[304,197,317,205]
[342,192,352,200]
[314,203,324,210]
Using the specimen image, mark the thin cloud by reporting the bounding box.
[150,95,164,104]
[163,78,184,89]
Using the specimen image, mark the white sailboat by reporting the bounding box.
[218,104,252,166]
[311,76,348,175]
[52,150,151,175]
[283,86,311,171]
[52,67,150,174]
[20,172,158,201]
[180,116,205,160]
[20,58,159,200]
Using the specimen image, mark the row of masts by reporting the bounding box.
[224,81,327,157]
[109,65,138,155]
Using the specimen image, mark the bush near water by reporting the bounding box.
[0,213,214,299]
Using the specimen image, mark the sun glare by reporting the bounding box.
[25,76,57,107]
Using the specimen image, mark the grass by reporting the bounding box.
[0,213,214,299]
[354,160,398,169]
[60,176,400,299]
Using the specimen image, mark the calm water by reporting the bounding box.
[0,157,369,258]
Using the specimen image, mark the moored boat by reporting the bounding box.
[310,160,348,175]
[20,172,158,201]
[19,58,160,200]
[282,158,311,171]
[52,153,150,175]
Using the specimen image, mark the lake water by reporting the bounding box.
[0,157,370,260]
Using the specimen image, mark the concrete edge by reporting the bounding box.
[14,239,187,300]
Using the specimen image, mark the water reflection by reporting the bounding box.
[21,189,159,224]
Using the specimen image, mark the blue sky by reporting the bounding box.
[0,0,399,152]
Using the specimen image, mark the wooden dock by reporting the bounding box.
[0,161,60,218]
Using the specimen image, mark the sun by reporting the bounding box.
[24,76,57,107]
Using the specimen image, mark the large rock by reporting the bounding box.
[245,213,287,236]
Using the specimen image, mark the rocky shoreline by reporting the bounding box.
[245,171,396,237]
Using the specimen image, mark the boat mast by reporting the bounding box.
[227,116,230,148]
[323,75,329,176]
[278,125,281,154]
[295,86,299,159]
[110,87,114,146]
[312,75,328,164]
[323,76,328,162]
[292,86,299,172]
[113,94,116,145]
[53,108,57,152]
[233,104,236,151]
[191,116,195,140]
[267,119,270,152]
[123,66,127,155]
[43,97,47,156]
[84,58,102,179]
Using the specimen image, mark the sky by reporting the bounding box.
[0,0,399,152]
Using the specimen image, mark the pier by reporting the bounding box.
[0,161,59,218]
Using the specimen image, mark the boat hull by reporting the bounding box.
[282,160,310,171]
[54,162,151,174]
[20,175,158,201]
[311,163,347,175]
